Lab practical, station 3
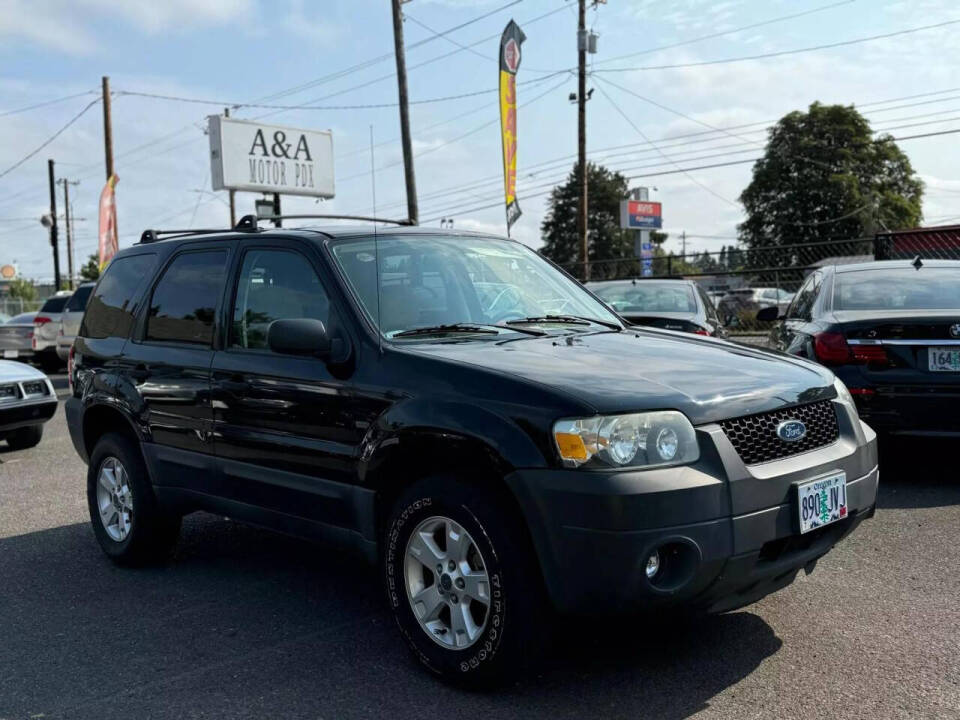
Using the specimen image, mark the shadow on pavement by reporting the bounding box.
[876,435,960,509]
[0,514,780,720]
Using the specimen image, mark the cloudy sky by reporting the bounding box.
[1,0,959,282]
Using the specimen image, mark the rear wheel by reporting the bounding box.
[87,432,181,565]
[384,475,546,685]
[6,425,42,450]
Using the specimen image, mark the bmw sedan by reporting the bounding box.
[760,259,960,436]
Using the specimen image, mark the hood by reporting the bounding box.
[402,329,834,424]
[0,360,46,382]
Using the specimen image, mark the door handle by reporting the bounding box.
[219,377,250,393]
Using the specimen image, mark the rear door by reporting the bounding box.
[119,243,232,492]
[210,239,363,528]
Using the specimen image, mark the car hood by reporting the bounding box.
[0,360,46,381]
[403,329,834,423]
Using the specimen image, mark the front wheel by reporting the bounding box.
[383,476,546,685]
[87,432,181,565]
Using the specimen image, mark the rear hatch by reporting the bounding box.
[623,311,706,334]
[0,324,34,355]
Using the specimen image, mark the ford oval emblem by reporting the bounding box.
[776,419,806,443]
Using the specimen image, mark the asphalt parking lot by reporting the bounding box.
[0,378,958,719]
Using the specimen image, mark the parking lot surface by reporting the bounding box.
[0,380,958,719]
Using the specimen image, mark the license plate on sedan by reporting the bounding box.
[797,472,847,534]
[3,349,17,358]
[929,347,960,372]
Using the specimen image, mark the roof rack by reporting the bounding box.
[236,213,415,229]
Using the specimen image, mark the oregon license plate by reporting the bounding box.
[929,347,960,371]
[797,472,847,534]
[3,349,17,358]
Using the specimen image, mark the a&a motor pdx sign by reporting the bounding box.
[208,116,335,198]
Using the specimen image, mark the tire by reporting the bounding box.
[87,432,181,566]
[6,424,43,449]
[383,475,547,685]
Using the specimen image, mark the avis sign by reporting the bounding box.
[208,116,334,198]
[620,200,662,229]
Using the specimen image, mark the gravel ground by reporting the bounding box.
[0,380,957,719]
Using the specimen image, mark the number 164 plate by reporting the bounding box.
[797,471,847,534]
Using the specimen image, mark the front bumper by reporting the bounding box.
[0,398,58,432]
[505,400,878,615]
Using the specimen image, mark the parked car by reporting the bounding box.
[56,282,95,361]
[760,258,960,435]
[719,287,794,327]
[0,359,56,449]
[65,224,878,685]
[0,312,37,362]
[32,291,72,371]
[587,278,726,337]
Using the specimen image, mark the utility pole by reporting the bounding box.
[224,107,236,227]
[391,0,419,225]
[681,230,687,259]
[102,75,117,239]
[47,160,61,291]
[58,178,80,289]
[577,0,589,280]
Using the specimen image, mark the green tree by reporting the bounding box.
[738,102,923,266]
[540,163,635,280]
[7,277,36,301]
[79,254,100,282]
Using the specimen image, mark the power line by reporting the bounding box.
[594,19,960,73]
[0,90,98,119]
[0,98,100,181]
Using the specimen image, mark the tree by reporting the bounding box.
[738,102,923,266]
[540,163,634,280]
[7,277,36,301]
[79,254,100,282]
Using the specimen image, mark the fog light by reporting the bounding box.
[654,427,679,461]
[645,551,660,579]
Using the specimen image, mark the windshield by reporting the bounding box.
[834,267,960,310]
[592,282,697,313]
[329,234,620,338]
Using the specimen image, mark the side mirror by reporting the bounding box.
[267,318,332,356]
[756,305,780,322]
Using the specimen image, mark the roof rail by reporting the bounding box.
[236,213,415,229]
[138,228,232,244]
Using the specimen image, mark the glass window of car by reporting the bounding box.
[592,282,697,313]
[834,267,960,310]
[65,284,94,312]
[39,295,69,313]
[787,273,821,320]
[145,250,227,345]
[82,254,157,339]
[330,235,620,337]
[231,249,330,350]
[697,286,721,324]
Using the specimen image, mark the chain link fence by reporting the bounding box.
[561,228,960,338]
[0,298,43,320]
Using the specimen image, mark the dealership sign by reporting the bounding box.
[208,116,334,198]
[620,200,662,229]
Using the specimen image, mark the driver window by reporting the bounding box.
[231,249,330,350]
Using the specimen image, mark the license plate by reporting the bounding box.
[929,347,960,372]
[3,349,17,358]
[797,472,847,534]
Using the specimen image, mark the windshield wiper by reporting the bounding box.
[504,314,622,331]
[392,324,499,338]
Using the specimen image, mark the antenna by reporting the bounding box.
[371,125,383,354]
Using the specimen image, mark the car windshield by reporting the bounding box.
[40,295,69,313]
[834,267,960,310]
[329,234,621,338]
[592,282,697,313]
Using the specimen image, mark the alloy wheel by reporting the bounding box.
[96,456,134,542]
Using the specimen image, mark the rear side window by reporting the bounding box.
[65,285,93,312]
[81,254,157,339]
[146,251,227,345]
[40,295,69,313]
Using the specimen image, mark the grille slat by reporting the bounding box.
[719,400,839,465]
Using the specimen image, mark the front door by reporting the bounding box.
[210,241,363,530]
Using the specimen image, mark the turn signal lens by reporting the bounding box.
[553,411,699,469]
[33,316,51,325]
[813,332,852,365]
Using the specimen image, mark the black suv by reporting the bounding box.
[66,223,878,684]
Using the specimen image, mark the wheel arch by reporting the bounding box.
[81,402,143,459]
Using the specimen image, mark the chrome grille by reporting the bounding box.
[719,400,839,465]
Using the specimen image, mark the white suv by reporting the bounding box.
[55,283,94,361]
[32,291,72,371]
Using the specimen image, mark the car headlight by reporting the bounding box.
[833,376,859,418]
[553,411,700,469]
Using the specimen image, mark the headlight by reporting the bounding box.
[553,411,700,469]
[833,376,859,418]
